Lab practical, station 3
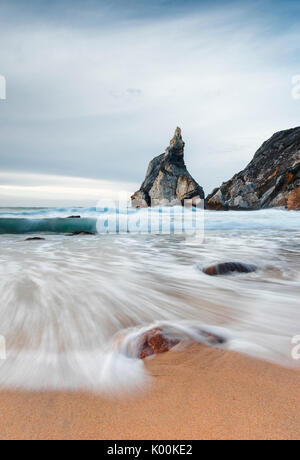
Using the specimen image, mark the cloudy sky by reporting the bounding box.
[0,0,300,206]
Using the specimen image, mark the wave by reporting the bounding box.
[0,206,203,234]
[0,218,98,235]
[0,206,143,219]
[0,322,232,392]
[1,318,297,392]
[0,206,98,218]
[0,207,299,234]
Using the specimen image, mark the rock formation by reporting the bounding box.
[207,127,300,210]
[131,127,204,207]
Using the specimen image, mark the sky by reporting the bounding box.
[0,0,300,206]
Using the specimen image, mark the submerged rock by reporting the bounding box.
[203,262,257,276]
[25,237,46,241]
[138,327,179,359]
[207,126,300,210]
[137,326,226,359]
[66,231,94,236]
[132,127,204,207]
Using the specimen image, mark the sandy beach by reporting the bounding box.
[0,344,299,440]
[2,0,300,446]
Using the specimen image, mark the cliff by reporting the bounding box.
[207,127,300,210]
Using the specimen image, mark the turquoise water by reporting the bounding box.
[0,206,299,234]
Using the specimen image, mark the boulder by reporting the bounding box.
[25,237,46,241]
[207,127,300,210]
[132,127,204,207]
[138,327,179,359]
[137,326,226,359]
[203,262,257,276]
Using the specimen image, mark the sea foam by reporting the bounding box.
[0,207,299,392]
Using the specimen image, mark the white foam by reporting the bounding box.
[0,209,299,391]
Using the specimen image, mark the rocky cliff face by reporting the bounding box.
[207,127,300,211]
[131,127,204,207]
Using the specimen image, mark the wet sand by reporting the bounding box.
[0,344,299,440]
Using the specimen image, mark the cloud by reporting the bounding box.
[0,0,300,205]
[0,172,138,207]
[126,88,142,96]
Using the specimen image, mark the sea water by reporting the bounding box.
[0,207,299,392]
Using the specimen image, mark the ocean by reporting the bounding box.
[0,206,299,392]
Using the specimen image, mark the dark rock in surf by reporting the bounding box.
[131,127,204,207]
[138,327,180,359]
[25,237,46,241]
[66,216,81,219]
[203,262,257,276]
[207,126,300,210]
[137,327,226,359]
[66,231,94,236]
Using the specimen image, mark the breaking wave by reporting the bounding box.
[0,207,299,235]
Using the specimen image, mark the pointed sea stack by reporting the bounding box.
[131,127,204,207]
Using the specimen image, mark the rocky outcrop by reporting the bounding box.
[207,127,300,210]
[287,187,300,210]
[131,127,204,207]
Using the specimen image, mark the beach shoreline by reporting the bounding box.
[0,344,299,441]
